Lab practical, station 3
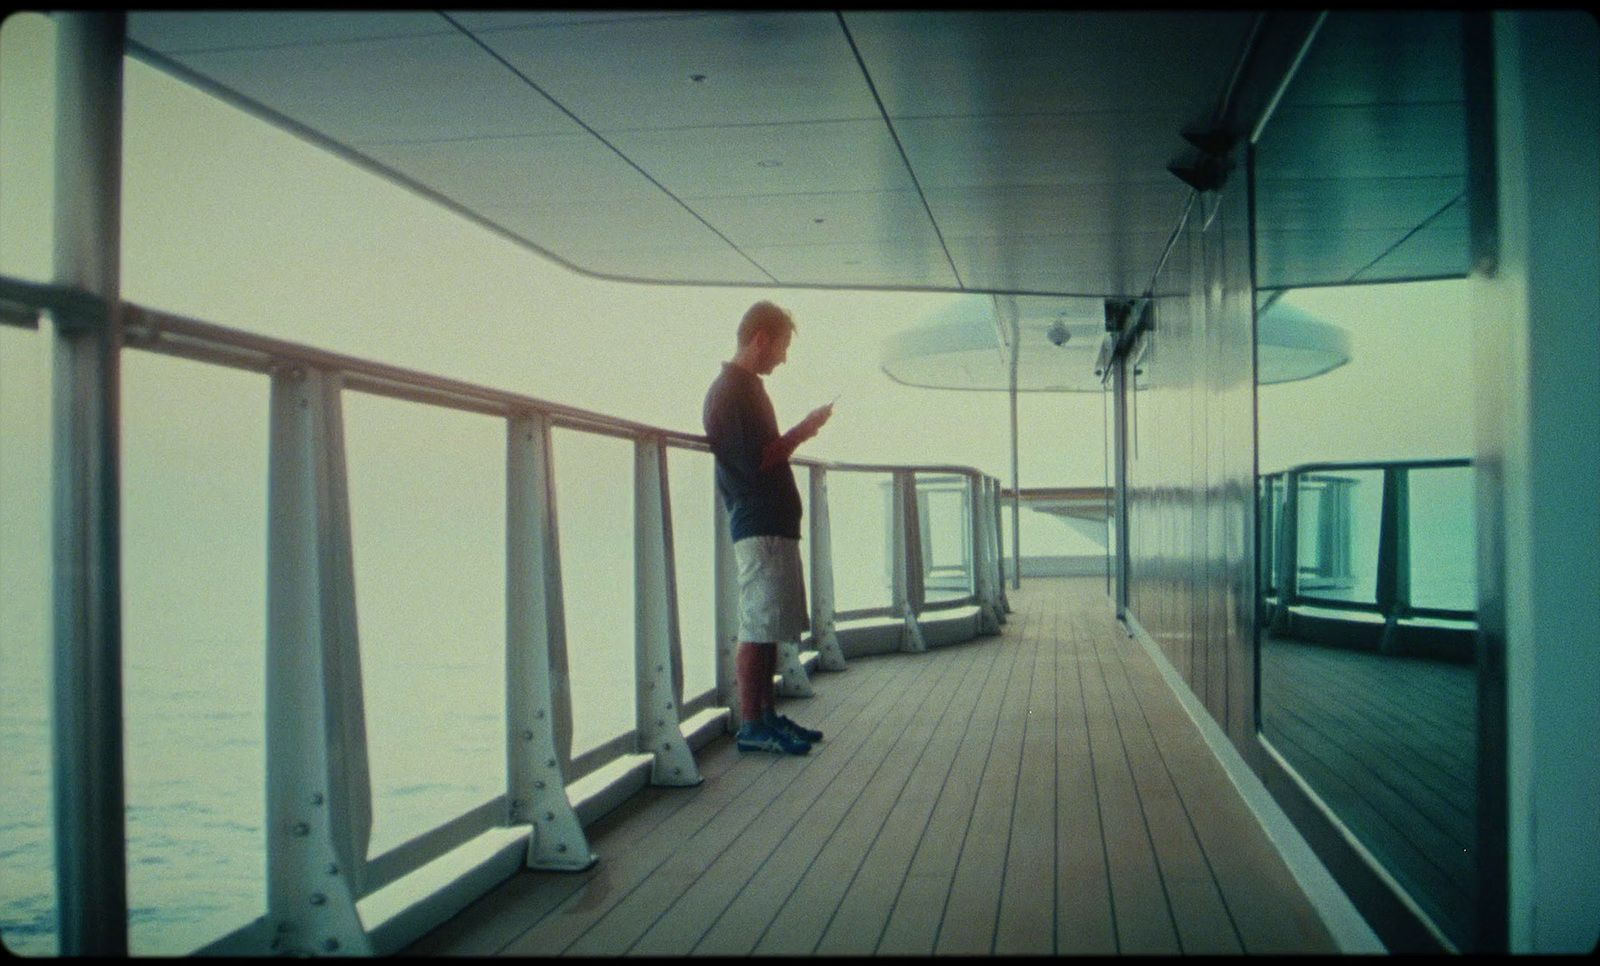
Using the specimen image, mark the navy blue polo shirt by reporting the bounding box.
[703,362,803,541]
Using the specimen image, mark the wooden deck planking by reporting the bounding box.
[564,651,936,957]
[404,578,1342,957]
[875,610,1029,955]
[1259,633,1474,940]
[811,636,1006,955]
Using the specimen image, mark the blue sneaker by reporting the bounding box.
[737,720,810,755]
[769,713,822,744]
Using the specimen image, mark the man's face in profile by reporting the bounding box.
[755,328,791,375]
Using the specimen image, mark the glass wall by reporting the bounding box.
[918,474,972,603]
[1250,10,1479,950]
[667,447,718,703]
[827,471,893,615]
[119,354,272,955]
[342,392,507,860]
[550,429,635,757]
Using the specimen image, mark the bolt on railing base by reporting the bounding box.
[775,639,814,697]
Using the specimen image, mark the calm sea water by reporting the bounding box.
[0,467,1091,957]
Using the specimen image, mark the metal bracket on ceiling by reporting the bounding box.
[1168,125,1241,192]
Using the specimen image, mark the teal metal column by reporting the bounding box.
[1375,466,1411,654]
[49,11,127,956]
[972,474,1001,634]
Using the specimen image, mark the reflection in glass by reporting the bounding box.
[1251,9,1478,950]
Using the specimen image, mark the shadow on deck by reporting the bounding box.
[404,577,1340,956]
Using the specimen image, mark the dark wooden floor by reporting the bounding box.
[404,577,1339,956]
[1260,633,1475,947]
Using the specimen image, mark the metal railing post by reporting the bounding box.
[973,474,1002,634]
[808,466,847,670]
[265,367,372,956]
[49,12,127,955]
[1375,466,1412,654]
[892,470,927,652]
[506,413,595,869]
[713,488,740,729]
[634,436,701,786]
[991,477,1012,615]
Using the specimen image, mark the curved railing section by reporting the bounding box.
[1259,458,1475,661]
[2,282,1010,956]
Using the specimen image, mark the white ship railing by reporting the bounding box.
[2,276,1010,955]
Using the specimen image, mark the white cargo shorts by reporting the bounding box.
[733,535,810,644]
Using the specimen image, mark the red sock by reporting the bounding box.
[758,644,779,718]
[736,643,766,723]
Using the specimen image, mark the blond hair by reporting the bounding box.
[736,300,796,347]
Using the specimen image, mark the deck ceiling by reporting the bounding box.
[124,11,1468,329]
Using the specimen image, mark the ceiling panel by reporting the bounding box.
[891,113,1192,189]
[159,33,582,143]
[1251,10,1469,290]
[547,244,768,285]
[741,242,960,289]
[683,190,939,248]
[472,11,879,131]
[127,11,450,52]
[359,134,666,208]
[922,183,1190,239]
[946,235,1176,296]
[1252,176,1466,231]
[122,9,1472,313]
[476,195,739,253]
[842,11,1258,118]
[606,120,913,198]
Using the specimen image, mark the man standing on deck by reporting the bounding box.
[703,300,832,755]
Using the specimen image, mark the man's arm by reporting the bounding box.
[759,403,832,472]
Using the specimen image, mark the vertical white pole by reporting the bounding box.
[506,413,595,870]
[1010,318,1022,591]
[713,487,740,729]
[49,12,126,955]
[808,466,847,670]
[973,474,1001,634]
[634,436,700,786]
[892,470,926,652]
[992,476,1011,615]
[265,367,371,956]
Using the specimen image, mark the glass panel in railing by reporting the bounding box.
[666,446,716,703]
[550,429,635,757]
[1,326,58,955]
[917,474,973,603]
[1294,469,1383,608]
[796,469,813,612]
[119,352,270,954]
[1408,464,1476,613]
[342,393,506,861]
[827,470,893,614]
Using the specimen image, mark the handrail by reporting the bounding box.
[1260,458,1476,632]
[9,281,1011,955]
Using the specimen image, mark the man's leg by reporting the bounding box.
[735,641,769,725]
